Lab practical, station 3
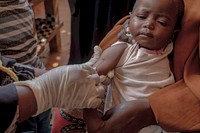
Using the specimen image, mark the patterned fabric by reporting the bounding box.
[0,0,39,65]
[52,108,86,133]
[60,109,86,133]
[35,13,56,41]
[0,57,34,86]
[0,0,26,6]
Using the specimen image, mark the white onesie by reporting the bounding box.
[104,41,177,133]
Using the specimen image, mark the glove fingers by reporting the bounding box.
[84,46,102,66]
[93,46,102,58]
[87,73,100,85]
[96,85,106,98]
[81,64,97,75]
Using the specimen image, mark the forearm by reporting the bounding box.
[16,85,37,123]
[85,99,157,133]
[0,84,36,132]
[0,84,18,132]
[117,99,157,133]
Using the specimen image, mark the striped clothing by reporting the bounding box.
[0,0,40,67]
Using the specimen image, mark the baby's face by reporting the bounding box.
[129,0,178,50]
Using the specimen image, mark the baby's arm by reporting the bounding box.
[93,43,128,75]
[83,43,128,118]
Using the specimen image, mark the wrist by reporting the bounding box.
[16,85,37,122]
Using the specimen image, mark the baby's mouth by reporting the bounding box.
[139,29,153,38]
[139,32,153,38]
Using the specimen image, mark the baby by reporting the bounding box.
[86,0,184,133]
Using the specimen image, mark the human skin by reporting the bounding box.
[129,0,177,50]
[17,68,46,122]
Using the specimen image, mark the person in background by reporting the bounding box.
[0,0,51,132]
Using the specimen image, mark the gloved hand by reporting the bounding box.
[84,45,102,66]
[14,64,105,115]
[99,69,115,85]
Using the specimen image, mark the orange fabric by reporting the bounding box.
[99,0,200,132]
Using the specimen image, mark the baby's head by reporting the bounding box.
[128,0,184,50]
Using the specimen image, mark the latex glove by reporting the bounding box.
[15,64,105,115]
[85,45,102,66]
[83,99,157,133]
[99,69,114,85]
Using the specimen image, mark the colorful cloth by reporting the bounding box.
[52,108,86,133]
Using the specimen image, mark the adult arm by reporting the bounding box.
[3,63,104,132]
[84,99,156,133]
[16,85,37,122]
[14,64,104,116]
[0,84,18,133]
